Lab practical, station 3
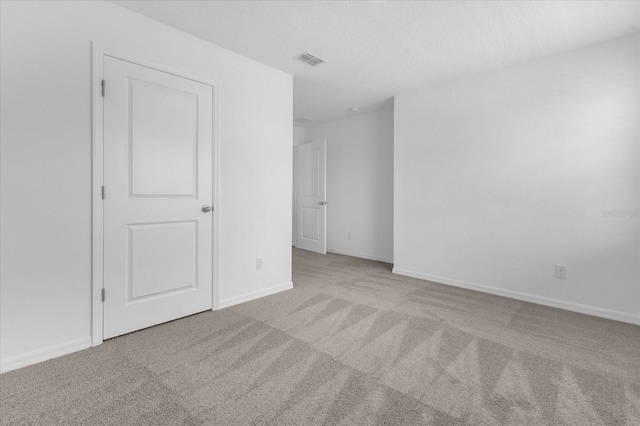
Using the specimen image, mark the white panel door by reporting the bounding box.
[296,141,327,254]
[103,56,213,339]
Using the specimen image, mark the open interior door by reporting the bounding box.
[296,140,327,254]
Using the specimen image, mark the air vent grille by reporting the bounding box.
[295,51,327,66]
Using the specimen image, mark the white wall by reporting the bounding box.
[305,109,394,263]
[1,1,292,370]
[394,35,640,323]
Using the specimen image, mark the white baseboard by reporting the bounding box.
[392,268,640,326]
[1,336,92,374]
[217,281,293,310]
[328,248,393,264]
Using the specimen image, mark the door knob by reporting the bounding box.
[202,205,212,213]
[319,201,328,206]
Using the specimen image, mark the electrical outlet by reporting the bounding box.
[347,232,352,240]
[256,258,263,270]
[555,264,567,279]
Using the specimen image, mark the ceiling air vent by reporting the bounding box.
[294,117,314,124]
[295,51,327,66]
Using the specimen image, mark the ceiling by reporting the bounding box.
[112,0,639,126]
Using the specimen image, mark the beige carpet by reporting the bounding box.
[2,248,639,425]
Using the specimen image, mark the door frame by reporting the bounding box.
[91,43,220,347]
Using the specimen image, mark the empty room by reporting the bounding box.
[1,1,639,425]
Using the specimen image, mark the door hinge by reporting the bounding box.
[101,288,105,302]
[101,186,105,200]
[101,80,105,97]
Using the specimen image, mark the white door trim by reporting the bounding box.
[91,43,220,347]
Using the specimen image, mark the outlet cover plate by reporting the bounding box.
[555,264,567,279]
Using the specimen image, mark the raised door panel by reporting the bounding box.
[301,208,320,241]
[128,221,197,301]
[130,81,198,197]
[301,147,320,198]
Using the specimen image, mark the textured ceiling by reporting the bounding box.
[112,0,639,126]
